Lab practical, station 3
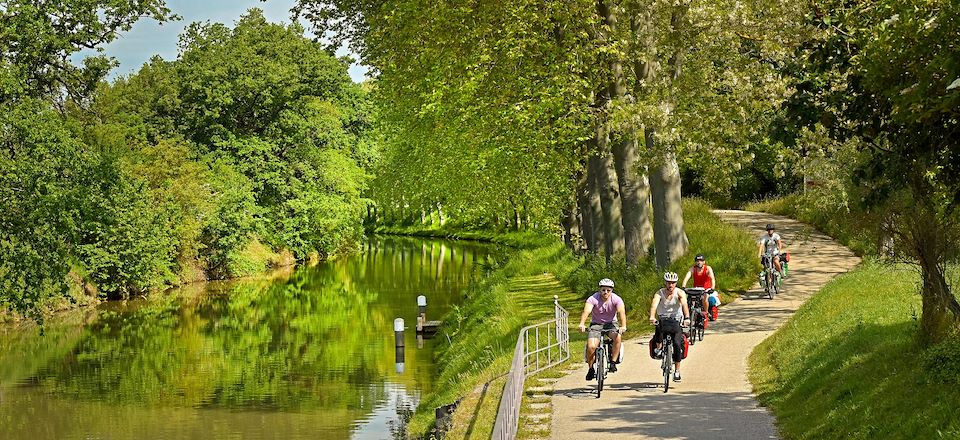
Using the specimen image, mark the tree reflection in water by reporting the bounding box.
[0,236,496,439]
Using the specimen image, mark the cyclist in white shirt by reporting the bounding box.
[757,223,784,277]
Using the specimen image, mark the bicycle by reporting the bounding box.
[761,253,782,300]
[685,288,710,344]
[655,319,685,393]
[592,328,617,398]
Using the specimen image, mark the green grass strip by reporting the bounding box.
[749,262,960,439]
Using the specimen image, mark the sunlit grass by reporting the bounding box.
[749,262,960,439]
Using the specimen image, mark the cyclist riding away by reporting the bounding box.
[649,272,690,382]
[681,253,719,320]
[758,223,784,277]
[578,278,627,381]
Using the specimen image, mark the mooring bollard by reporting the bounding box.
[394,318,405,348]
[395,317,406,373]
[417,295,427,332]
[395,345,406,374]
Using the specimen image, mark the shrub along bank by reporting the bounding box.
[407,198,759,438]
[749,262,960,439]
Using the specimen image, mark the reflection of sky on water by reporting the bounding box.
[351,384,418,440]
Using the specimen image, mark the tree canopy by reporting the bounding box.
[1,7,376,320]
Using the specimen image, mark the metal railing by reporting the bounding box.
[491,296,570,440]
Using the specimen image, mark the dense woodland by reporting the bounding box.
[1,4,375,321]
[2,0,959,338]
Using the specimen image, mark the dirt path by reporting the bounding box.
[549,210,860,440]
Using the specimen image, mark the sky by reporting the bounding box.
[77,0,368,83]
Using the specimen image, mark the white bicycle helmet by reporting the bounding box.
[663,272,679,282]
[598,278,615,288]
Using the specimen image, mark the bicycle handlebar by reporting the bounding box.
[653,319,689,328]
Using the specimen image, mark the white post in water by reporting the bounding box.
[394,318,405,373]
[394,318,405,347]
[417,295,427,332]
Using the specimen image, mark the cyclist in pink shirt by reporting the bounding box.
[578,278,627,381]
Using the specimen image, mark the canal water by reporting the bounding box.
[0,236,495,439]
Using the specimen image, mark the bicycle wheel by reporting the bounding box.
[766,271,774,299]
[688,321,697,345]
[662,339,672,393]
[596,346,605,398]
[772,275,780,299]
[698,323,705,341]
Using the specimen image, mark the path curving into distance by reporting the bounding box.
[548,210,860,440]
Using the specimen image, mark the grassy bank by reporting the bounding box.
[749,262,960,439]
[410,198,759,438]
[370,224,554,248]
[745,194,879,257]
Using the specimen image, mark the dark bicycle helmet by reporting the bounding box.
[765,223,776,230]
[694,253,705,261]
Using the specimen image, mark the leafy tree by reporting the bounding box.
[0,99,89,320]
[167,10,372,259]
[295,0,806,268]
[778,0,960,340]
[0,1,173,318]
[0,0,172,102]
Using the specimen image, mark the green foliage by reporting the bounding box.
[2,8,377,319]
[0,99,88,320]
[74,163,177,297]
[158,10,371,260]
[0,0,172,100]
[298,0,810,228]
[750,262,960,439]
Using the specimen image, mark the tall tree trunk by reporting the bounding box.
[598,0,652,265]
[577,166,598,254]
[904,204,960,342]
[586,155,606,255]
[513,203,521,231]
[648,128,688,268]
[613,131,654,265]
[595,123,625,263]
[561,202,577,251]
[919,260,960,343]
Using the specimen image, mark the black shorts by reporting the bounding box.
[653,318,684,362]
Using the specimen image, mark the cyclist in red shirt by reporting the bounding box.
[681,253,719,320]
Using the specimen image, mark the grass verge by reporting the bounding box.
[410,198,759,438]
[370,224,554,248]
[749,262,960,439]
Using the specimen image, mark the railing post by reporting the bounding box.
[554,295,562,355]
